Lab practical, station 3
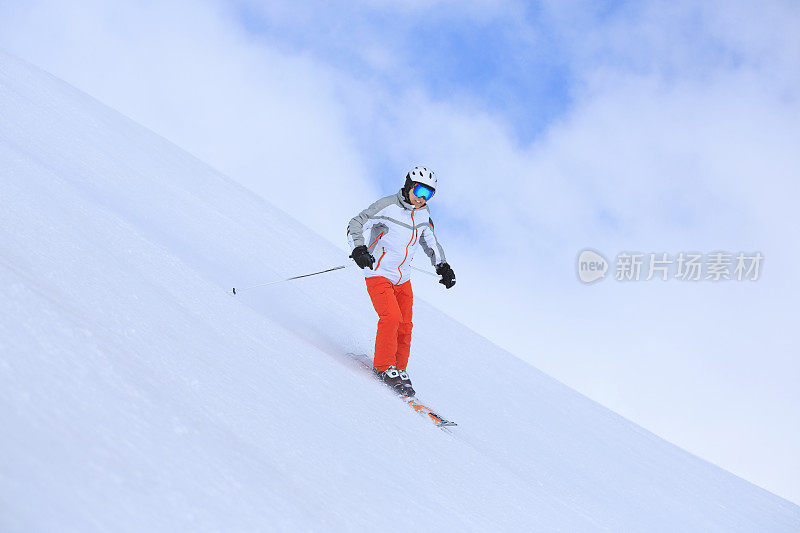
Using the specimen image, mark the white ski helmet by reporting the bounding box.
[407,166,437,189]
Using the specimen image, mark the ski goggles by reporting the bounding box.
[412,183,435,201]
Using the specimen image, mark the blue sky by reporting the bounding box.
[1,0,799,505]
[234,0,577,143]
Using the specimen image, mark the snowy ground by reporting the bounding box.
[1,50,799,531]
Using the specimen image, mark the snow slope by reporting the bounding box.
[1,50,798,532]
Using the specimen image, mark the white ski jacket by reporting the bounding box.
[347,191,447,285]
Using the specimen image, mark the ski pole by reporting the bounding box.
[232,265,348,295]
[410,265,438,277]
[232,263,439,294]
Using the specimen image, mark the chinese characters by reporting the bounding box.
[613,252,762,281]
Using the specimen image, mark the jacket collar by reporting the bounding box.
[396,189,416,211]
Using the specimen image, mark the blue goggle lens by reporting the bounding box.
[412,183,435,200]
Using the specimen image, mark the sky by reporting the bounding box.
[1,0,799,504]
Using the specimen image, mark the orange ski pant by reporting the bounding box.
[365,276,413,372]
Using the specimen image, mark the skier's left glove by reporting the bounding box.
[436,262,456,289]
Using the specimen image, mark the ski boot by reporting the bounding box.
[373,365,406,395]
[398,368,415,397]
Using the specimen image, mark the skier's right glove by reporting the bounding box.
[350,245,375,270]
[436,262,456,289]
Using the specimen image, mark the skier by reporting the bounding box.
[347,167,456,397]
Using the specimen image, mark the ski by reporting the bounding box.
[346,353,457,429]
[403,396,458,428]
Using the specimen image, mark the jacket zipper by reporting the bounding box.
[368,231,384,251]
[396,208,417,284]
[375,248,387,270]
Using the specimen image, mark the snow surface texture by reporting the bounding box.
[1,50,798,532]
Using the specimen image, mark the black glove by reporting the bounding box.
[350,245,375,270]
[436,262,456,289]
